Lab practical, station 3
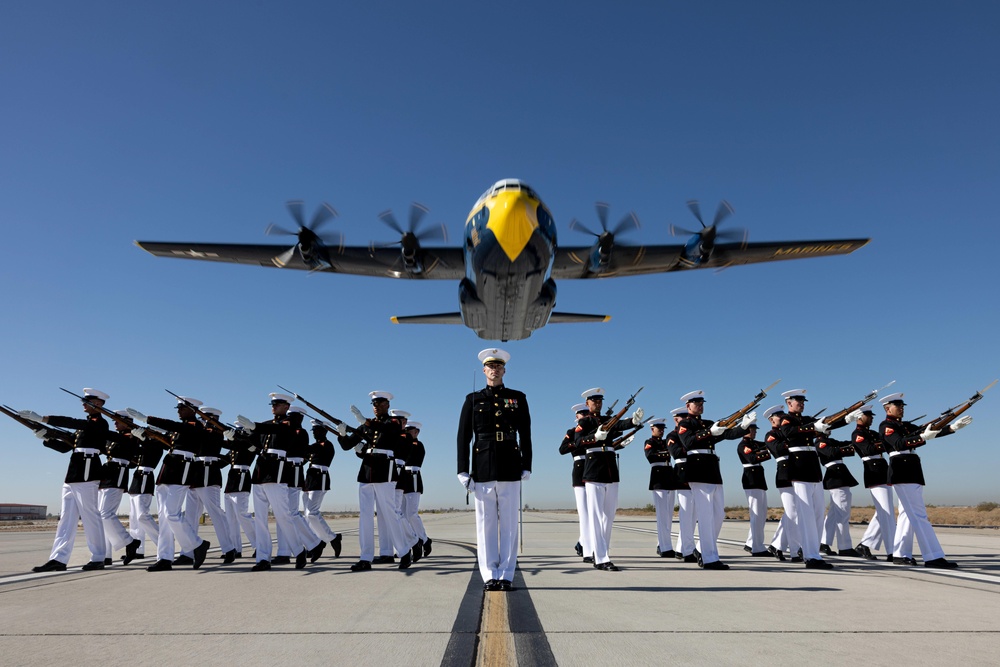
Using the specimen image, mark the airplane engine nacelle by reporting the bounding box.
[525,279,557,330]
[297,241,330,270]
[458,278,487,332]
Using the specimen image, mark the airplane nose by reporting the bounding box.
[486,190,539,262]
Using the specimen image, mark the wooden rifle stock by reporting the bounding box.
[920,380,996,431]
[59,387,172,446]
[599,386,643,434]
[277,385,356,434]
[0,404,74,442]
[717,379,781,428]
[821,381,896,428]
[165,389,233,434]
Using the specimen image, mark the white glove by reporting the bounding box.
[631,407,644,426]
[350,405,366,424]
[740,411,757,429]
[34,428,49,440]
[921,426,939,441]
[951,415,973,431]
[844,409,864,424]
[223,429,235,441]
[235,415,256,432]
[19,410,44,423]
[354,442,365,453]
[125,408,147,423]
[457,473,472,490]
[709,423,726,436]
[521,470,531,481]
[336,422,347,437]
[813,420,831,435]
[131,428,147,440]
[594,428,609,441]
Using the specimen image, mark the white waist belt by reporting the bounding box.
[310,464,329,472]
[109,458,130,465]
[775,456,789,462]
[287,457,304,464]
[788,446,814,452]
[74,448,100,456]
[369,448,394,456]
[170,450,195,459]
[888,451,911,457]
[264,449,287,458]
[687,449,714,455]
[231,464,251,471]
[674,458,687,464]
[743,463,762,468]
[197,456,220,463]
[861,455,884,461]
[650,462,668,467]
[823,461,843,468]
[586,446,613,453]
[573,455,585,461]
[405,466,421,472]
[137,466,155,473]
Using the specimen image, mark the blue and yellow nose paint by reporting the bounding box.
[467,190,540,262]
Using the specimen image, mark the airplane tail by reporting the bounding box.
[390,313,464,325]
[547,312,611,324]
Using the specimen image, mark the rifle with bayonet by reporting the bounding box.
[59,387,173,447]
[277,385,356,434]
[817,380,896,429]
[165,389,235,433]
[598,386,643,434]
[603,399,618,418]
[915,380,997,432]
[610,415,657,448]
[716,379,781,428]
[0,404,75,444]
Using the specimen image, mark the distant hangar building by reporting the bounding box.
[0,504,47,520]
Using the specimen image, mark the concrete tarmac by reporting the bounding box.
[2,511,999,666]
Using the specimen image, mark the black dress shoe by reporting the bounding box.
[596,562,620,571]
[886,554,894,562]
[894,557,918,566]
[332,534,343,558]
[411,541,422,563]
[104,558,113,566]
[767,545,786,562]
[790,556,804,563]
[251,560,271,572]
[674,551,684,560]
[484,579,500,591]
[805,558,834,570]
[743,545,752,553]
[582,556,594,563]
[575,542,583,557]
[856,544,878,560]
[751,550,772,557]
[372,555,395,564]
[295,550,307,569]
[819,544,833,556]
[193,540,210,569]
[838,548,861,558]
[271,556,292,565]
[81,561,105,571]
[693,549,701,560]
[123,538,142,565]
[659,549,676,558]
[702,560,730,570]
[309,541,326,563]
[146,559,173,572]
[682,554,699,563]
[234,552,243,559]
[32,559,67,573]
[398,552,412,570]
[222,549,237,564]
[350,560,372,572]
[423,537,432,557]
[498,579,513,591]
[173,555,194,566]
[924,558,958,569]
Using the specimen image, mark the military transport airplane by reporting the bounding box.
[136,178,869,341]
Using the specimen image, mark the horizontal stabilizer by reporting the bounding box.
[391,313,464,325]
[548,312,611,324]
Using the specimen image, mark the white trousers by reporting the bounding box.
[303,489,340,542]
[585,482,619,565]
[744,489,767,552]
[358,482,414,561]
[771,488,800,555]
[394,487,419,547]
[791,481,824,560]
[821,488,853,551]
[98,487,132,554]
[403,492,427,541]
[188,486,234,553]
[859,485,895,553]
[652,489,676,552]
[49,481,105,563]
[224,491,256,553]
[689,482,724,564]
[893,483,945,561]
[276,486,320,556]
[156,484,203,561]
[252,482,308,563]
[674,489,695,556]
[128,493,158,554]
[573,485,592,557]
[473,480,521,582]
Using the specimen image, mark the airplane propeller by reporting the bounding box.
[669,199,748,247]
[568,202,640,253]
[265,200,344,268]
[372,203,448,274]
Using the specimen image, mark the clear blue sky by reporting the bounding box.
[2,2,998,513]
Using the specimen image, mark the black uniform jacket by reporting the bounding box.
[340,415,408,484]
[764,428,791,489]
[46,414,109,484]
[305,436,336,492]
[737,437,770,491]
[129,436,165,495]
[101,430,138,490]
[816,435,859,489]
[457,384,532,483]
[147,415,206,486]
[248,417,301,485]
[645,436,679,491]
[851,425,888,488]
[880,416,947,486]
[190,426,226,489]
[666,430,690,490]
[224,434,258,494]
[677,416,747,485]
[558,426,586,487]
[778,413,822,483]
[397,438,425,494]
[577,413,631,484]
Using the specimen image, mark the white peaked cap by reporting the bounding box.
[880,392,906,406]
[390,409,411,418]
[201,407,222,417]
[369,391,393,402]
[478,348,510,365]
[763,405,785,419]
[581,387,605,400]
[83,388,109,401]
[406,422,422,430]
[288,406,307,414]
[176,396,203,408]
[571,402,589,414]
[269,392,294,404]
[311,419,334,429]
[680,390,705,402]
[781,389,808,401]
[670,407,688,417]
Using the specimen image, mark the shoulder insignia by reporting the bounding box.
[743,446,752,454]
[644,444,652,450]
[818,442,827,448]
[781,418,790,425]
[855,435,864,443]
[574,426,583,432]
[678,426,687,434]
[884,427,895,436]
[766,435,775,442]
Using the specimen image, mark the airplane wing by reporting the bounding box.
[134,241,466,280]
[551,238,870,279]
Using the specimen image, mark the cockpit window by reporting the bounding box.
[476,180,541,206]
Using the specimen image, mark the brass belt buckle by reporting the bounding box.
[496,431,504,441]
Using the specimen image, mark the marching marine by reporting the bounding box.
[645,418,678,558]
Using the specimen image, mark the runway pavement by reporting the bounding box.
[2,511,999,666]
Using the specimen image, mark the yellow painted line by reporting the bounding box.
[477,590,516,667]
